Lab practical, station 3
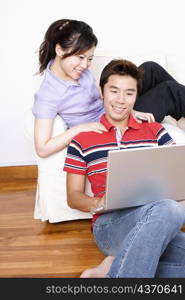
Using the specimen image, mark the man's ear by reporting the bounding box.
[55,44,64,57]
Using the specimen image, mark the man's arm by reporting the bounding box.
[66,173,104,212]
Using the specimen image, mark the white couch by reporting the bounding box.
[24,54,185,223]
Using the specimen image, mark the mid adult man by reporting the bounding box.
[64,59,185,278]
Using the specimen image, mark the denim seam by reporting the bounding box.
[115,206,154,277]
[159,262,185,267]
[169,242,185,251]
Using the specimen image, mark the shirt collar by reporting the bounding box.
[100,113,140,131]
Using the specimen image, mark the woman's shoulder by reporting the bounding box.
[33,72,66,119]
[35,72,67,103]
[35,79,56,101]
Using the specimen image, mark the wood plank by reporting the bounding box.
[0,165,37,180]
[0,181,105,278]
[0,179,184,278]
[0,179,37,192]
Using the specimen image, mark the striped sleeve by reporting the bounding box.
[152,123,175,146]
[63,139,87,175]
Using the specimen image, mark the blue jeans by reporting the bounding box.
[93,199,185,277]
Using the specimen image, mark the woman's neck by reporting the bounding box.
[50,58,66,80]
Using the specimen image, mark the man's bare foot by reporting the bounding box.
[80,256,114,278]
[177,117,185,129]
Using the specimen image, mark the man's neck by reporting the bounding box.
[106,115,130,133]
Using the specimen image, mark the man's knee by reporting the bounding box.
[139,61,162,71]
[154,199,185,227]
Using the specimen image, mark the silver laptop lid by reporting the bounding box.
[104,144,185,211]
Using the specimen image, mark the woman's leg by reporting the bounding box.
[156,231,185,277]
[135,80,185,122]
[134,61,185,122]
[139,61,175,94]
[93,199,185,278]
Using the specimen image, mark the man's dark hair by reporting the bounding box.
[99,59,144,94]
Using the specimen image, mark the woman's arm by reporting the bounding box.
[34,118,107,158]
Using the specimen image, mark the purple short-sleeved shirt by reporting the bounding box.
[32,61,104,128]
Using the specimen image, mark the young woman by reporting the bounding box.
[32,19,154,159]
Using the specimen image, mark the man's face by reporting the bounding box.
[102,74,137,126]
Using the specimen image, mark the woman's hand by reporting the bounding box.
[132,110,155,123]
[78,122,108,134]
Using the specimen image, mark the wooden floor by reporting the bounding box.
[0,179,104,278]
[1,177,185,278]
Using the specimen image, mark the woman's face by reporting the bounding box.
[58,46,96,81]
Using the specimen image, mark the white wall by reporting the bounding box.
[1,0,185,166]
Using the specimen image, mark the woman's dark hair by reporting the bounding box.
[99,59,144,94]
[38,19,98,74]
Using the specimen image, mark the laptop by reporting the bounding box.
[94,144,185,213]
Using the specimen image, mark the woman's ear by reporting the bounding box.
[55,44,64,57]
